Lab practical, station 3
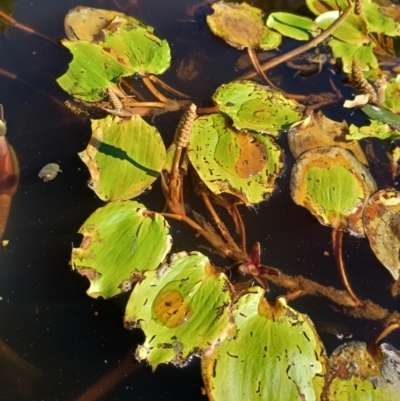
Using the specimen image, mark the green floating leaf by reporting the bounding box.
[328,40,377,73]
[324,341,400,400]
[306,0,348,16]
[315,11,368,45]
[187,113,283,205]
[364,1,399,36]
[72,201,172,299]
[124,251,234,369]
[364,189,400,280]
[101,19,171,76]
[79,114,166,201]
[266,12,319,41]
[347,120,400,141]
[213,80,304,135]
[57,14,171,101]
[57,41,134,101]
[207,2,281,50]
[362,104,400,125]
[290,146,377,235]
[202,287,327,401]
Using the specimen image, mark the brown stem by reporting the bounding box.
[332,228,363,306]
[197,105,220,114]
[142,76,169,103]
[200,191,243,256]
[161,212,247,261]
[0,11,60,47]
[267,272,400,324]
[247,48,281,90]
[149,75,190,99]
[374,321,400,345]
[241,5,352,79]
[230,205,247,253]
[75,348,141,401]
[119,78,147,101]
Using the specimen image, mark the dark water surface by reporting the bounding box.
[1,0,399,400]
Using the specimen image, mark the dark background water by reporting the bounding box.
[0,0,399,400]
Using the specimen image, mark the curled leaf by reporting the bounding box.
[364,189,400,280]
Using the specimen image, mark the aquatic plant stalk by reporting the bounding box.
[149,74,190,99]
[332,228,363,306]
[0,11,60,47]
[241,6,352,79]
[200,191,244,257]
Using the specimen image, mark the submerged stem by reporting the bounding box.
[0,11,60,47]
[247,48,280,90]
[142,76,169,103]
[332,228,363,306]
[149,75,190,99]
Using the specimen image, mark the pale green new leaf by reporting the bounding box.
[79,115,166,201]
[202,287,327,401]
[267,12,319,40]
[187,113,283,205]
[124,252,234,369]
[71,201,172,299]
[213,80,304,135]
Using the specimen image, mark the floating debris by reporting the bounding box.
[38,163,62,182]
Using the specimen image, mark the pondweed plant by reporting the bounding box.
[2,1,398,399]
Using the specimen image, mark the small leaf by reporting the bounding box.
[290,146,377,235]
[71,201,172,299]
[213,80,305,135]
[364,189,400,280]
[202,287,327,401]
[362,104,400,125]
[328,39,378,73]
[266,12,319,41]
[124,251,234,369]
[315,11,368,45]
[207,2,281,50]
[347,120,400,141]
[79,115,166,201]
[187,113,283,205]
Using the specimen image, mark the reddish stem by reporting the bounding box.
[332,228,363,307]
